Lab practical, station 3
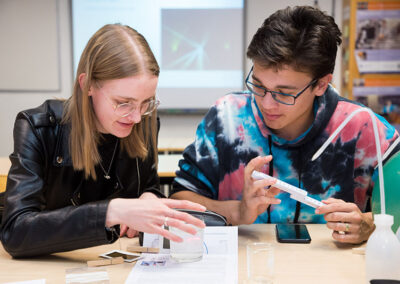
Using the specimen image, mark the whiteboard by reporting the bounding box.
[0,0,60,92]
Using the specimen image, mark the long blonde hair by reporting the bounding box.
[63,24,159,180]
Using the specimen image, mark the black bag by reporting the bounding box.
[175,209,228,226]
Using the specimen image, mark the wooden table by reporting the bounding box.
[157,154,182,196]
[157,154,181,178]
[0,224,365,283]
[238,224,365,284]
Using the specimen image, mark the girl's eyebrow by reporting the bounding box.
[252,74,299,90]
[112,94,155,103]
[113,95,138,102]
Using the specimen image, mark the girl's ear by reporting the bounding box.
[314,73,333,97]
[78,73,91,95]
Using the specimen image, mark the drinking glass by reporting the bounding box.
[169,222,204,263]
[246,242,274,283]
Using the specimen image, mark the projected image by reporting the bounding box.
[72,0,244,109]
[161,9,242,70]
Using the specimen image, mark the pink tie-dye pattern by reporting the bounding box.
[325,102,390,169]
[324,102,394,210]
[250,98,270,138]
[217,93,248,109]
[324,102,363,143]
[237,124,245,140]
[218,164,246,200]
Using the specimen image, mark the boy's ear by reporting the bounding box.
[314,73,332,97]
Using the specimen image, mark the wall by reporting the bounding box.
[0,0,342,156]
[0,0,73,156]
[245,0,343,90]
[0,0,60,91]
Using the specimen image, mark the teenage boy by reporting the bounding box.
[170,6,399,244]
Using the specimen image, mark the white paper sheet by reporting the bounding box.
[126,226,238,284]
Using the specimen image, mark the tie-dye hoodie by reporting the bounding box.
[172,85,400,224]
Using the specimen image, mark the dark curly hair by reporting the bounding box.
[247,6,342,80]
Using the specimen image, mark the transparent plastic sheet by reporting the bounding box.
[65,267,109,284]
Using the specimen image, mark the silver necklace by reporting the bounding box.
[99,139,118,179]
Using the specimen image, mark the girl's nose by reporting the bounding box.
[125,108,142,124]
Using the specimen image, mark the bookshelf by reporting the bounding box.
[341,0,400,130]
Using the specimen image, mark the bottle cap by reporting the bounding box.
[374,214,394,226]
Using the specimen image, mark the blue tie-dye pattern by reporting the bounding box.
[321,179,329,189]
[173,87,399,225]
[247,115,270,154]
[299,205,326,223]
[254,212,269,223]
[270,193,300,222]
[196,121,218,162]
[271,146,293,180]
[376,113,396,140]
[271,128,311,145]
[371,167,379,183]
[322,184,341,198]
[229,94,270,155]
[236,96,252,122]
[247,96,331,223]
[181,163,217,196]
[259,192,327,223]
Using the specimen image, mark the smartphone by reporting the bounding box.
[275,224,311,243]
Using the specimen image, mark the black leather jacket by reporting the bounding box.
[0,100,162,257]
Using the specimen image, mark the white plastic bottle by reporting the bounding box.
[366,214,400,282]
[397,225,400,242]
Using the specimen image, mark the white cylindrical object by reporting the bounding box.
[366,214,400,281]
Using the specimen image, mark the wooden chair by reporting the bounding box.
[0,175,7,193]
[0,157,10,193]
[0,174,6,224]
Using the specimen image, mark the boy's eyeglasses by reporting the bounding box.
[245,66,317,105]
